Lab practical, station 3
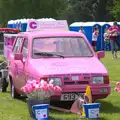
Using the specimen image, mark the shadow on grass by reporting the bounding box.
[4,89,10,93]
[49,118,78,120]
[50,110,108,120]
[50,109,70,115]
[49,116,61,120]
[14,96,27,103]
[50,101,73,109]
[98,100,120,114]
[99,118,107,120]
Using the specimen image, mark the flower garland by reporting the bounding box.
[21,79,62,100]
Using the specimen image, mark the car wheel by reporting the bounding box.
[11,82,20,99]
[0,78,8,92]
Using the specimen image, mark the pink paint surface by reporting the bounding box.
[8,30,111,101]
[28,57,107,76]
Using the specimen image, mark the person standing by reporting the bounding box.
[79,26,85,35]
[92,27,99,51]
[104,26,110,51]
[108,22,120,59]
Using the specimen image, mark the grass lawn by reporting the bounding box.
[0,52,120,120]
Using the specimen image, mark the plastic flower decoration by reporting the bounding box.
[21,79,62,100]
[114,82,120,94]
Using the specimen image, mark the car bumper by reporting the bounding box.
[50,84,111,101]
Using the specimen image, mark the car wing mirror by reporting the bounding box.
[97,51,105,59]
[14,53,23,62]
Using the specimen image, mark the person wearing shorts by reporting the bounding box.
[92,27,99,51]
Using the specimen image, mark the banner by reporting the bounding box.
[26,20,69,32]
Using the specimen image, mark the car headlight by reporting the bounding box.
[49,78,62,86]
[91,76,104,84]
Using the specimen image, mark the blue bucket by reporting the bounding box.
[83,103,101,118]
[32,104,49,120]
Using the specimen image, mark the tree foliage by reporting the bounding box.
[0,0,66,26]
[110,0,120,20]
[0,0,118,27]
[59,0,115,24]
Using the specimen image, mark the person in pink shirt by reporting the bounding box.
[108,22,120,59]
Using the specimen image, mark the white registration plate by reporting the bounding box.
[60,93,79,101]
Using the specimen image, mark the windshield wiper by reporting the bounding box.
[34,52,64,58]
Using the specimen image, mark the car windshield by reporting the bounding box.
[32,37,93,58]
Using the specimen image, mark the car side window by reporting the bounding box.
[21,38,28,59]
[12,37,23,54]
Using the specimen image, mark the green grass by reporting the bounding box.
[0,56,4,62]
[0,52,120,120]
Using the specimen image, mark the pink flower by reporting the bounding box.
[40,80,45,85]
[48,84,54,91]
[26,84,33,92]
[27,80,40,90]
[43,85,49,91]
[41,80,47,86]
[21,79,62,100]
[35,81,39,84]
[27,80,34,84]
[116,82,120,86]
[21,86,29,93]
[31,83,36,89]
[49,80,54,84]
[35,84,41,91]
[117,88,120,93]
[54,86,62,92]
[114,87,119,92]
[114,87,120,93]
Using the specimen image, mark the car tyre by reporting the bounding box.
[10,82,20,99]
[0,78,8,92]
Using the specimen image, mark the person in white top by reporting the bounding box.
[104,26,110,51]
[92,27,99,51]
[79,26,85,34]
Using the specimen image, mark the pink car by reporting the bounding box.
[8,30,110,101]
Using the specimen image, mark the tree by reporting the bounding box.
[59,0,115,24]
[0,0,116,27]
[0,0,67,27]
[110,0,120,20]
[59,0,95,24]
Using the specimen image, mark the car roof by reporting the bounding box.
[18,31,85,38]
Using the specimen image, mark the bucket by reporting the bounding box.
[32,104,49,120]
[83,103,101,118]
[26,99,50,119]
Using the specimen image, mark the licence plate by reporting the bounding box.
[60,93,82,101]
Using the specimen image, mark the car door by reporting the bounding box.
[14,37,29,92]
[9,37,24,90]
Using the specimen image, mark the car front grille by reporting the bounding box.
[64,81,89,85]
[63,74,90,85]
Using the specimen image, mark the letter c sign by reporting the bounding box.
[29,21,37,29]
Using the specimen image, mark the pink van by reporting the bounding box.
[7,30,110,101]
[0,20,110,102]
